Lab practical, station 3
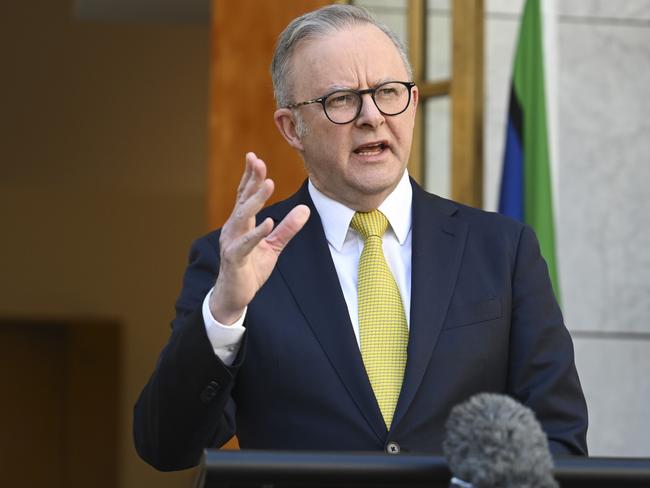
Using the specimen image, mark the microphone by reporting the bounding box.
[442,393,558,488]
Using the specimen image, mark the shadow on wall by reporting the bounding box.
[0,1,210,487]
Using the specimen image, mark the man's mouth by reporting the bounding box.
[353,141,388,156]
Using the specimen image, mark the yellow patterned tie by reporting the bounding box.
[350,210,408,429]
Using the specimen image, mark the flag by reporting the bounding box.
[499,0,560,299]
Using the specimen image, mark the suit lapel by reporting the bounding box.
[391,182,468,430]
[267,184,387,441]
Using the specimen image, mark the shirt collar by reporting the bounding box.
[308,170,413,251]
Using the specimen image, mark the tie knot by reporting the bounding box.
[350,210,389,241]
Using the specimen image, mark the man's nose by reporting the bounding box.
[355,93,385,128]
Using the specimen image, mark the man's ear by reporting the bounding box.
[274,108,304,151]
[411,84,419,112]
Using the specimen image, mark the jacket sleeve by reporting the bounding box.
[133,233,243,471]
[507,224,589,456]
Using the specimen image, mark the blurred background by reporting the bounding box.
[0,0,648,487]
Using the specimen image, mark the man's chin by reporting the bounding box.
[354,167,404,194]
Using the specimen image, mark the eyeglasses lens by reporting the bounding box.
[324,82,410,124]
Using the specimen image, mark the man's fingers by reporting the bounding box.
[239,153,267,203]
[235,152,254,200]
[231,217,275,258]
[230,178,274,229]
[265,205,310,253]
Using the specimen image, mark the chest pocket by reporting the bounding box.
[444,298,502,330]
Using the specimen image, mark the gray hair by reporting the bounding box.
[271,4,413,108]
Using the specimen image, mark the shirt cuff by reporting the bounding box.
[202,287,246,366]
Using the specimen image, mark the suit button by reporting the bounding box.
[386,441,400,454]
[199,380,220,404]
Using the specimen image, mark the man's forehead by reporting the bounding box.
[293,23,395,55]
[288,24,407,90]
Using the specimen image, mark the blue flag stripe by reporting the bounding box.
[499,90,524,221]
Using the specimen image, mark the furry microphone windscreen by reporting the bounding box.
[443,393,558,488]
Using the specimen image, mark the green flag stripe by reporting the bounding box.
[512,0,560,299]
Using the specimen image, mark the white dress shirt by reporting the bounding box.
[202,170,413,366]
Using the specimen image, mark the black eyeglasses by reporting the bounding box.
[284,81,416,125]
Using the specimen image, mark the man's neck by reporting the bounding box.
[308,173,408,212]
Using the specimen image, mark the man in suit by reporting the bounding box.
[134,5,588,471]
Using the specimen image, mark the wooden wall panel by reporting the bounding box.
[209,0,332,449]
[451,0,484,208]
[209,0,333,229]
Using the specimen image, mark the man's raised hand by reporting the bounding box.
[209,152,310,325]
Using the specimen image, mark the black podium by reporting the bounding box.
[196,450,650,488]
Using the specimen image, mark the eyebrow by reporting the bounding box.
[322,78,396,93]
[322,84,355,92]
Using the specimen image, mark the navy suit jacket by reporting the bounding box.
[134,180,588,471]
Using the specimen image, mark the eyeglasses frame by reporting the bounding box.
[284,81,416,125]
